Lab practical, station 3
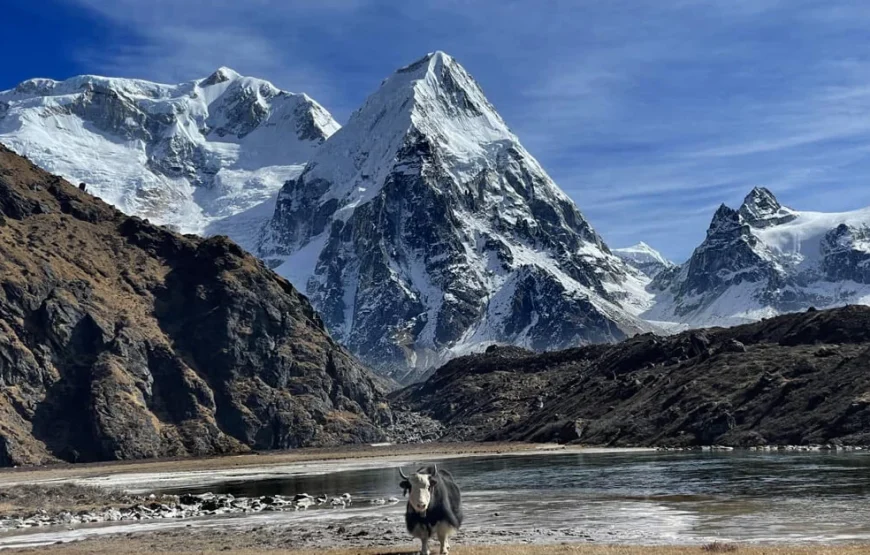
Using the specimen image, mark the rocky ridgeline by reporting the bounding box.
[0,492,402,532]
[0,146,390,466]
[647,187,870,327]
[394,306,870,448]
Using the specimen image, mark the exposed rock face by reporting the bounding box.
[0,69,339,237]
[670,204,773,304]
[393,306,870,447]
[0,145,389,467]
[259,52,653,382]
[646,188,870,326]
[737,186,797,228]
[821,224,870,283]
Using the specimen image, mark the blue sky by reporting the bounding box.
[3,0,870,261]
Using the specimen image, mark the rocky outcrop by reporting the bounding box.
[671,203,775,307]
[0,491,400,532]
[821,223,870,284]
[0,145,390,466]
[737,186,797,228]
[393,305,870,447]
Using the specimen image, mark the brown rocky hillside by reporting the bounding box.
[393,306,870,447]
[0,144,390,466]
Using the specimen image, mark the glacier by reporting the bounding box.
[0,67,339,235]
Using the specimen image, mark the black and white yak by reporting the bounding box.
[399,464,463,555]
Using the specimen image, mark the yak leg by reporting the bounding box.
[437,523,454,554]
[438,532,450,554]
[420,536,430,555]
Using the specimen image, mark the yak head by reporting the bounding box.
[399,465,438,514]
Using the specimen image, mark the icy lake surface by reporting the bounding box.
[3,450,870,548]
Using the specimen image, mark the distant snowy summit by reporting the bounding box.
[646,187,870,327]
[0,67,339,234]
[613,242,675,279]
[259,51,655,381]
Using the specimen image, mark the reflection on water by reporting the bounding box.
[159,450,870,543]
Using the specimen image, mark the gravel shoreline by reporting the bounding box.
[0,443,576,488]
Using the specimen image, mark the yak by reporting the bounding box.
[399,464,463,555]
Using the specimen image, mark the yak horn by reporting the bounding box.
[432,463,438,475]
[398,467,409,479]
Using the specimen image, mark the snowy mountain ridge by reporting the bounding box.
[0,67,339,234]
[259,51,656,380]
[7,54,870,381]
[613,242,675,279]
[646,187,870,327]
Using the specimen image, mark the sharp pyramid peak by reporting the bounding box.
[387,51,488,104]
[396,50,456,75]
[739,186,797,227]
[422,50,458,71]
[337,50,510,154]
[708,203,741,232]
[273,50,577,242]
[743,186,779,207]
[371,51,508,146]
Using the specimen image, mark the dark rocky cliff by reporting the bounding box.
[0,145,390,466]
[393,306,870,447]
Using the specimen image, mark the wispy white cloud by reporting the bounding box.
[65,0,369,114]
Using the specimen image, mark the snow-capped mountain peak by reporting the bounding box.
[260,51,654,381]
[202,66,241,85]
[739,186,796,228]
[278,50,554,225]
[0,69,340,237]
[645,186,870,328]
[613,242,675,279]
